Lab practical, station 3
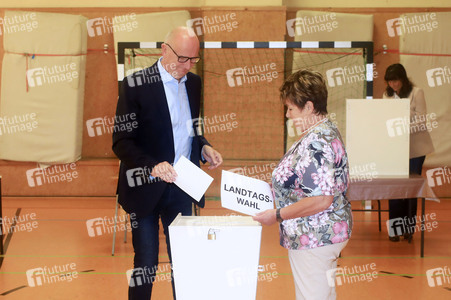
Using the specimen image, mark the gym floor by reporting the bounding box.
[0,197,450,299]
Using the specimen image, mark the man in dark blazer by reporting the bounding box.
[112,27,222,300]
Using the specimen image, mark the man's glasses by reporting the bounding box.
[164,43,201,64]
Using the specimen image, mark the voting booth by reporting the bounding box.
[346,99,410,177]
[169,214,262,300]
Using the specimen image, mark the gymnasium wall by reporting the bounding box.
[0,4,450,198]
[0,0,450,8]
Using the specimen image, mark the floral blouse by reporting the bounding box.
[273,118,352,250]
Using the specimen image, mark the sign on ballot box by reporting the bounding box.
[221,170,274,216]
[169,214,262,300]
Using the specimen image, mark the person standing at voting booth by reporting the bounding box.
[253,70,352,300]
[112,27,223,300]
[383,63,434,243]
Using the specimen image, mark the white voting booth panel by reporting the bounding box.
[169,214,262,300]
[346,99,410,177]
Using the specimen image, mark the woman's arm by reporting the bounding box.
[412,88,427,117]
[411,88,428,130]
[281,195,333,219]
[252,195,333,226]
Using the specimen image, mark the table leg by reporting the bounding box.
[378,200,381,232]
[421,197,425,258]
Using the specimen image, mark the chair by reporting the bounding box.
[112,194,128,256]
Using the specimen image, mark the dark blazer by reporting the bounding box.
[112,62,210,218]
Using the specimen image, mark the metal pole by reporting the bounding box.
[421,197,425,258]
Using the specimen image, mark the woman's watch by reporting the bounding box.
[276,208,284,222]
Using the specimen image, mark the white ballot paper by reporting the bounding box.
[221,170,274,216]
[173,156,214,202]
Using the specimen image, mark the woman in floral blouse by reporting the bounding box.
[253,69,352,300]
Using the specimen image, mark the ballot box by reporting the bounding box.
[169,214,262,300]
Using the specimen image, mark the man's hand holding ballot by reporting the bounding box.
[150,147,222,184]
[202,145,223,169]
[151,161,178,183]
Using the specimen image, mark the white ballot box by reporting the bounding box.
[169,214,262,300]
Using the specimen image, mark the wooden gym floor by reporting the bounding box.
[0,197,450,299]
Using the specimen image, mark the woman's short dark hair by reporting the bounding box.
[384,63,414,98]
[279,69,328,115]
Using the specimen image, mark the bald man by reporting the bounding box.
[113,27,222,300]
